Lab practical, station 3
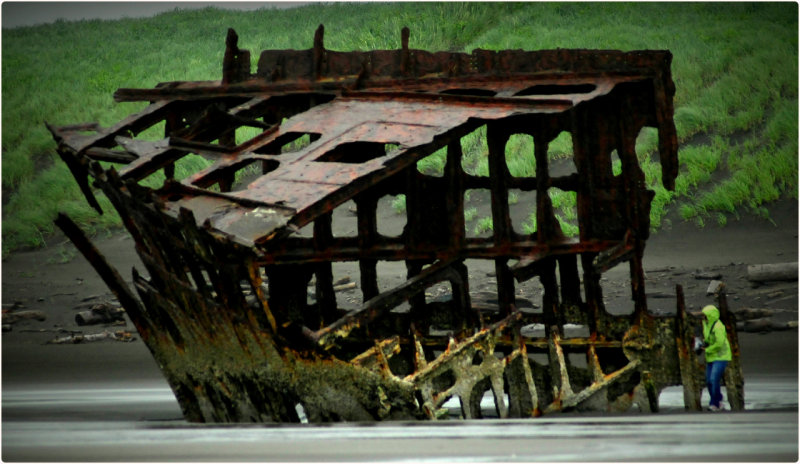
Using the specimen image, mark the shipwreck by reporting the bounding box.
[49,26,743,422]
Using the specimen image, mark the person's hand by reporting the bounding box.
[693,337,705,354]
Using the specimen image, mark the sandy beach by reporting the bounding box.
[2,198,798,461]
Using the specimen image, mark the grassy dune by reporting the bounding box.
[2,2,797,254]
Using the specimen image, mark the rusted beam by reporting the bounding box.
[257,237,628,265]
[675,284,703,411]
[717,290,745,411]
[311,257,461,347]
[53,213,149,337]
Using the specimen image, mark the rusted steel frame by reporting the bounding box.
[617,93,651,321]
[580,252,604,336]
[263,46,670,87]
[545,328,575,409]
[540,258,568,395]
[545,358,642,414]
[510,256,552,283]
[628,229,649,321]
[160,180,297,215]
[255,237,627,265]
[222,28,251,85]
[430,339,509,419]
[330,328,626,353]
[47,25,691,422]
[97,167,271,334]
[140,214,271,340]
[389,171,574,201]
[651,66,679,191]
[162,112,180,180]
[309,257,461,347]
[405,312,522,382]
[486,124,516,317]
[50,100,175,154]
[83,147,138,163]
[117,192,200,286]
[445,139,466,250]
[87,171,214,350]
[586,344,607,383]
[53,213,149,338]
[112,72,645,103]
[350,336,401,373]
[522,337,624,350]
[353,194,378,303]
[592,229,635,273]
[344,90,572,112]
[55,122,102,132]
[570,104,596,242]
[486,123,512,241]
[616,92,649,232]
[717,290,745,411]
[181,137,290,188]
[675,284,703,411]
[278,127,486,239]
[118,144,189,183]
[48,132,104,213]
[257,46,672,82]
[169,137,238,155]
[176,208,231,303]
[118,98,306,183]
[557,255,582,307]
[534,130,563,243]
[524,123,583,306]
[85,166,152,258]
[265,263,313,326]
[189,103,273,132]
[228,95,273,118]
[312,212,337,326]
[403,165,431,322]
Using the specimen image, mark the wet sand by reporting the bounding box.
[2,199,798,461]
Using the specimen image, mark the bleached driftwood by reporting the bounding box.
[746,263,798,283]
[47,330,135,344]
[2,310,46,324]
[736,318,798,333]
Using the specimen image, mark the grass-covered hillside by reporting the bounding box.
[2,2,797,254]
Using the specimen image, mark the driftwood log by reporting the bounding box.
[747,263,798,283]
[75,303,126,326]
[706,280,725,295]
[2,310,46,325]
[47,330,136,344]
[736,318,798,333]
[732,307,798,333]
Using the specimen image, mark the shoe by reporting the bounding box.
[708,405,723,411]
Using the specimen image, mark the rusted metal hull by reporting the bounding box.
[49,26,743,422]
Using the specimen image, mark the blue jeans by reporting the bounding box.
[706,360,729,408]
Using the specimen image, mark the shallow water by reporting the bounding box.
[3,375,797,461]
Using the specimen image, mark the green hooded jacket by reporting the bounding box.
[702,305,732,362]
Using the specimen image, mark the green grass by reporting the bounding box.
[473,217,494,235]
[391,195,406,215]
[464,207,478,223]
[2,2,797,254]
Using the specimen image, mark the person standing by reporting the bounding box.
[701,304,732,411]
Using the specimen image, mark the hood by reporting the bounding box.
[702,305,720,325]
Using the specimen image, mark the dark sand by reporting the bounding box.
[3,198,797,383]
[2,198,798,461]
